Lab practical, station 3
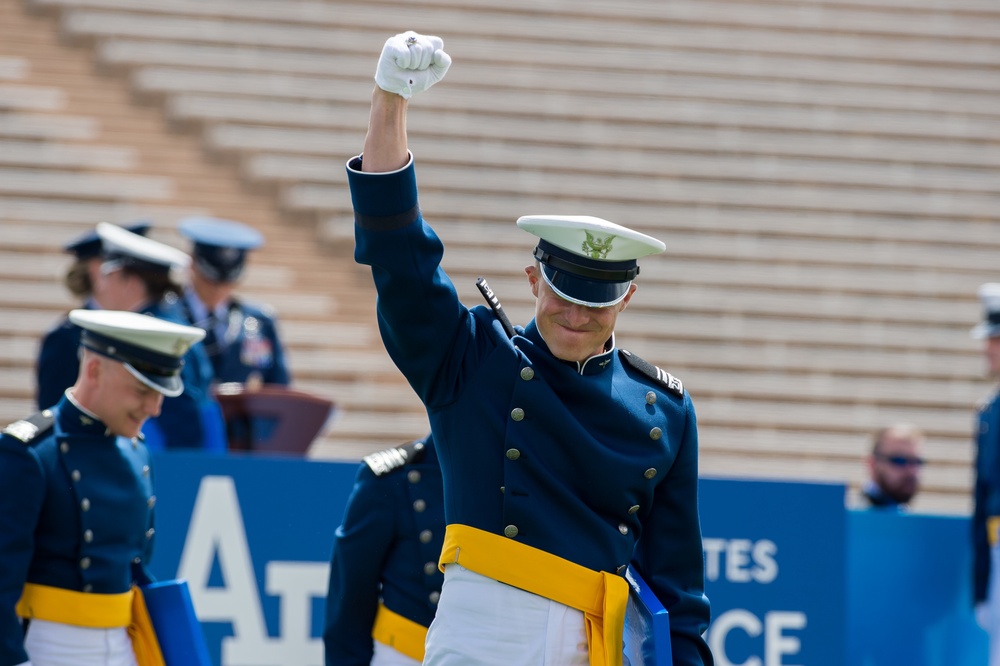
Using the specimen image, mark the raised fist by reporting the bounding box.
[374,31,452,99]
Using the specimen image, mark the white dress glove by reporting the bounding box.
[976,601,991,631]
[374,31,451,99]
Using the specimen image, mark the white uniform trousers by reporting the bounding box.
[373,640,422,666]
[423,564,589,665]
[23,619,138,666]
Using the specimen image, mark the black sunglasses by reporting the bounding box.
[876,454,925,468]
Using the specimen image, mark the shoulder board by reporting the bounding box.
[619,349,684,398]
[2,410,56,444]
[362,440,427,477]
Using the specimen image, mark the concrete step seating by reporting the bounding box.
[5,0,998,514]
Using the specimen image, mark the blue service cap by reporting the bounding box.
[178,217,264,283]
[64,220,152,260]
[97,222,190,276]
[972,283,1000,340]
[69,309,206,397]
[516,215,666,308]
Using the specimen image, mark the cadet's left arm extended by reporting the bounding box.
[631,394,714,666]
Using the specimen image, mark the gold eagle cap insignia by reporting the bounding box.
[582,231,616,259]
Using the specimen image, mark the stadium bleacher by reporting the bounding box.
[1,0,998,514]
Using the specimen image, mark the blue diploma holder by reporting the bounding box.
[142,579,212,666]
[623,565,673,666]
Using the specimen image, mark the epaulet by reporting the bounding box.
[2,410,56,445]
[362,440,427,477]
[619,349,684,398]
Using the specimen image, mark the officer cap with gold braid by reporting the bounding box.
[517,215,666,308]
[70,309,206,398]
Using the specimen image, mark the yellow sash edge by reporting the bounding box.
[371,602,428,662]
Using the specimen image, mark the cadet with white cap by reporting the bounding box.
[972,283,1000,666]
[177,217,290,387]
[347,31,711,666]
[1,310,205,666]
[36,221,153,411]
[93,222,225,453]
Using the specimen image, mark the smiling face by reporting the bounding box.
[78,351,164,438]
[525,263,635,363]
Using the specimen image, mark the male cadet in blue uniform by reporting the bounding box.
[36,220,151,410]
[0,309,205,666]
[93,223,226,453]
[323,434,444,666]
[177,217,290,387]
[972,283,1000,666]
[347,31,712,666]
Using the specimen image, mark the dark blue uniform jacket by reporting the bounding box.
[0,397,156,666]
[348,155,712,666]
[974,390,1000,603]
[323,437,444,665]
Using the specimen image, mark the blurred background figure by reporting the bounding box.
[35,220,151,410]
[178,216,290,388]
[972,283,1000,664]
[324,434,443,666]
[94,222,225,452]
[857,423,925,510]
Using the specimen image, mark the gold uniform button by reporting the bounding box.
[645,391,657,405]
[424,562,438,576]
[146,528,155,540]
[131,439,138,449]
[506,448,521,461]
[71,470,81,482]
[649,427,662,440]
[83,529,94,543]
[147,496,156,509]
[42,410,52,418]
[133,557,142,564]
[429,591,440,604]
[500,486,505,494]
[619,523,629,535]
[504,525,519,538]
[510,408,525,422]
[419,529,433,544]
[80,498,91,512]
[80,557,91,570]
[83,584,93,593]
[520,367,535,381]
[407,470,422,484]
[644,468,657,480]
[413,499,427,512]
[628,505,640,515]
[142,465,150,477]
[60,442,70,454]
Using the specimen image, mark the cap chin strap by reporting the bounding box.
[540,269,630,308]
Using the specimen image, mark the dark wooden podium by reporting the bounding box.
[212,383,335,454]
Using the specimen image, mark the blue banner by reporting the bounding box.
[700,478,846,666]
[147,453,985,666]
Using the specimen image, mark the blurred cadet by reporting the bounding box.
[323,434,443,666]
[349,32,711,665]
[972,283,1000,664]
[96,223,225,452]
[0,309,205,666]
[177,217,290,387]
[857,424,925,510]
[35,220,151,410]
